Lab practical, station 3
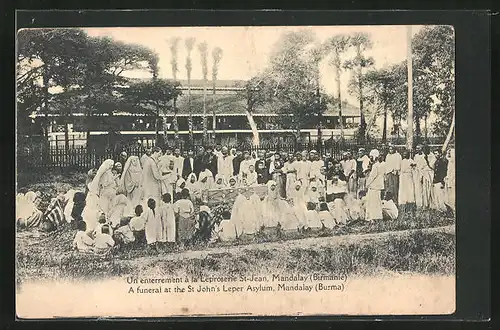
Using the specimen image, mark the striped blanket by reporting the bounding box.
[43,198,66,229]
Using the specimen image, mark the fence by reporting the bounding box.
[17,135,446,172]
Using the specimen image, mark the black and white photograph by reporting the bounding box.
[16,24,456,318]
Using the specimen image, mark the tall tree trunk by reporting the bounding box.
[406,25,414,151]
[202,80,207,143]
[212,82,216,141]
[441,110,455,153]
[382,102,388,143]
[334,52,344,140]
[415,113,421,145]
[357,45,366,145]
[187,74,193,146]
[173,96,179,141]
[64,113,69,151]
[424,114,428,141]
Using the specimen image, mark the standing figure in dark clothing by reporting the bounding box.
[270,153,286,198]
[255,159,270,184]
[194,146,205,177]
[232,150,244,177]
[432,149,448,212]
[203,146,218,178]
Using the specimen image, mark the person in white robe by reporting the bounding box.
[365,150,384,221]
[158,193,176,243]
[261,180,288,231]
[245,165,258,187]
[107,194,134,228]
[414,146,435,209]
[318,202,335,229]
[217,211,237,242]
[309,151,323,182]
[284,153,298,198]
[444,148,455,212]
[305,202,322,231]
[307,181,321,204]
[144,198,161,245]
[63,189,77,222]
[214,174,227,189]
[230,192,249,238]
[239,151,254,178]
[185,173,201,201]
[227,176,239,189]
[141,148,169,206]
[382,192,399,220]
[217,147,234,181]
[356,148,371,194]
[285,181,307,231]
[341,152,357,195]
[198,169,214,203]
[175,177,187,195]
[119,156,143,207]
[399,150,416,211]
[326,176,349,225]
[89,159,117,216]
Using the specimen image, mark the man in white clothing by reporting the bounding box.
[173,148,184,178]
[217,146,234,181]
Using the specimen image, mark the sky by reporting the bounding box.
[84,25,425,106]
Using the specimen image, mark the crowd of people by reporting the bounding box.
[16,143,455,254]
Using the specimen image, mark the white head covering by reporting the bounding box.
[120,156,142,194]
[25,191,37,204]
[89,159,114,195]
[200,205,211,214]
[369,149,380,159]
[176,177,186,193]
[214,174,227,188]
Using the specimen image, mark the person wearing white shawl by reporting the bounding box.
[327,176,349,225]
[16,191,43,228]
[214,174,227,189]
[89,159,117,216]
[63,189,77,222]
[305,202,322,231]
[81,192,102,234]
[120,156,143,207]
[261,180,288,232]
[227,176,239,189]
[282,181,305,232]
[160,159,177,197]
[318,202,335,229]
[444,148,455,212]
[307,181,321,204]
[185,173,201,201]
[108,194,134,228]
[141,149,168,206]
[230,190,247,238]
[175,177,187,194]
[198,169,214,192]
[365,149,384,221]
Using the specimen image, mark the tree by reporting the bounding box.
[211,47,223,139]
[168,37,181,141]
[267,30,327,142]
[123,79,182,140]
[184,37,196,145]
[363,64,407,142]
[412,25,455,139]
[324,34,351,140]
[197,41,209,142]
[344,32,375,144]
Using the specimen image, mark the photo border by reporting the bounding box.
[4,9,491,324]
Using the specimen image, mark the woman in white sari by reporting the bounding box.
[120,156,143,207]
[230,191,247,238]
[89,159,117,216]
[214,174,227,189]
[285,181,307,231]
[108,194,134,228]
[261,180,288,233]
[185,173,201,201]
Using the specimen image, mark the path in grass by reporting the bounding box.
[120,224,455,264]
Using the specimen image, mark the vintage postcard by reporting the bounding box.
[16,25,456,318]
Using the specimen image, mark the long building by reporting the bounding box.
[29,79,361,146]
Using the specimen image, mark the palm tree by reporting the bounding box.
[197,41,209,143]
[344,32,374,144]
[325,34,350,141]
[211,47,223,140]
[168,37,180,141]
[185,37,196,145]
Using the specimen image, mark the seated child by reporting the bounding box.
[318,202,336,229]
[72,219,94,252]
[93,213,113,239]
[305,202,322,232]
[246,165,258,187]
[382,191,399,220]
[217,210,237,242]
[114,217,135,246]
[93,224,115,253]
[130,205,146,244]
